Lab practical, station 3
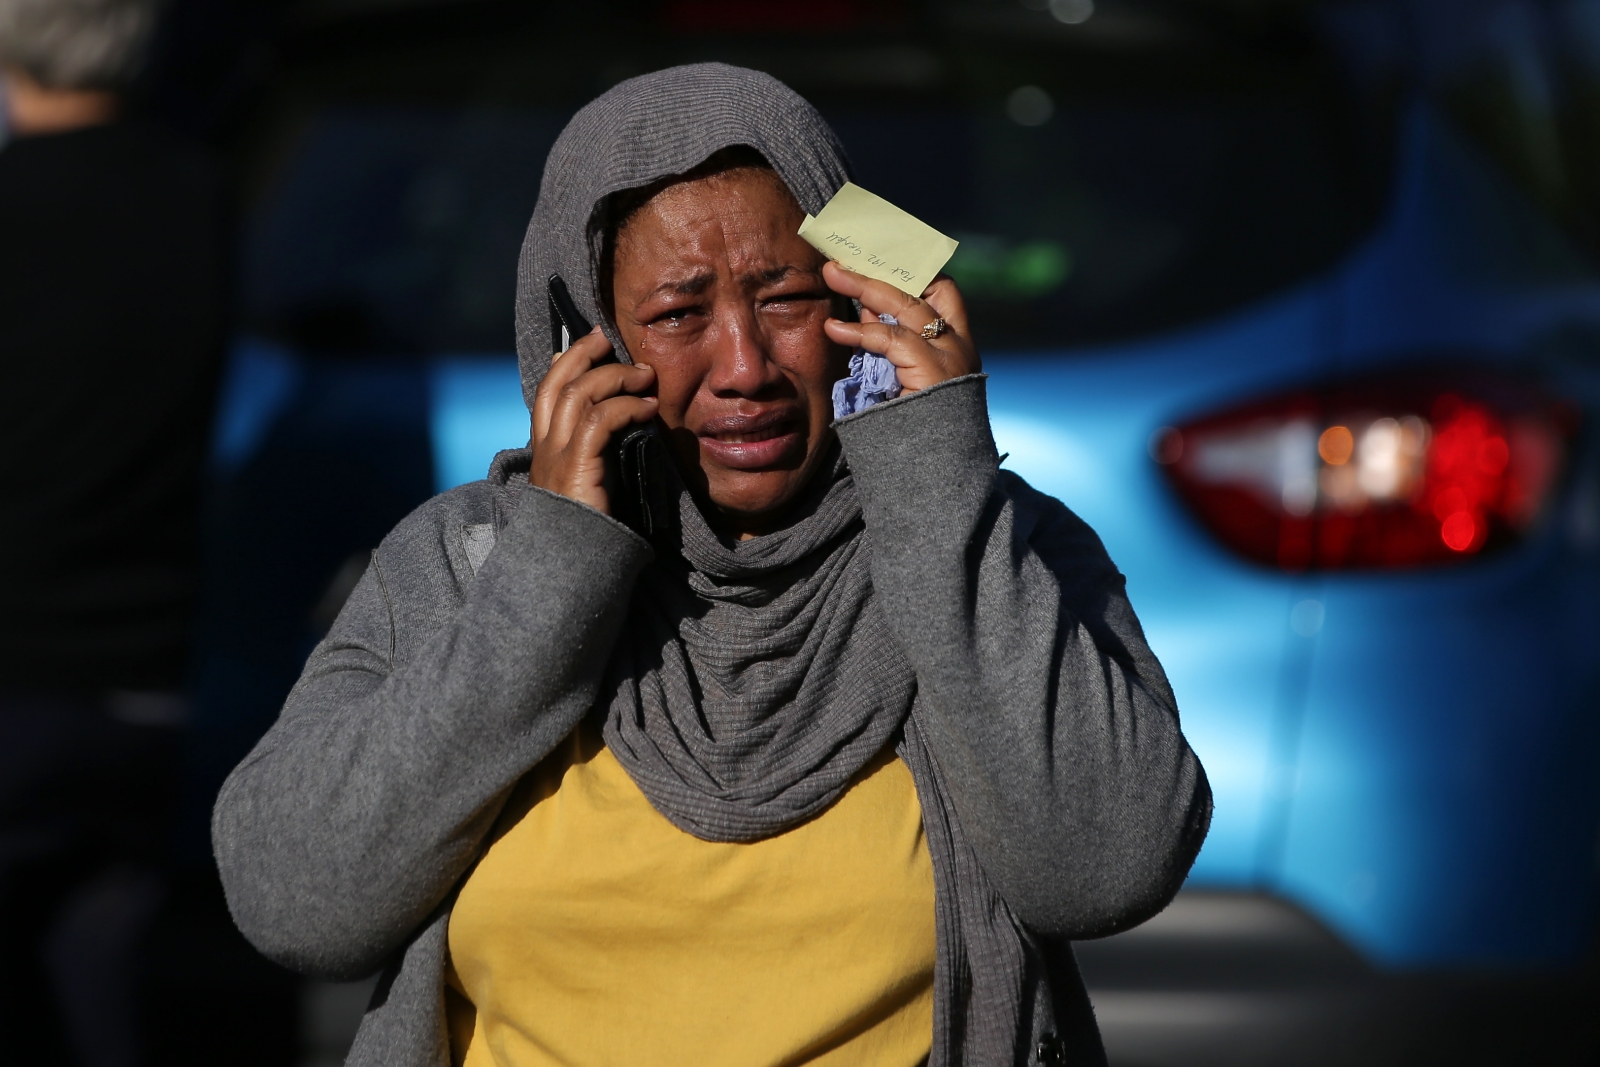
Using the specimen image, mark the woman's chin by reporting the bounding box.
[702,469,814,533]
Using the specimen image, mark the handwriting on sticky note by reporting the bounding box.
[798,183,958,296]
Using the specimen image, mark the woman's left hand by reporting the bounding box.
[821,260,981,394]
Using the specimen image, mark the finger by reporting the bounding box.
[569,395,660,462]
[825,262,932,324]
[829,284,970,352]
[822,260,864,298]
[534,327,612,441]
[920,275,971,340]
[824,316,866,349]
[823,317,924,369]
[823,261,908,313]
[547,362,657,446]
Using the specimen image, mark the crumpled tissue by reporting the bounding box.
[831,314,902,420]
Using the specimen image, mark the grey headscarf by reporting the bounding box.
[513,61,853,407]
[513,63,1055,1065]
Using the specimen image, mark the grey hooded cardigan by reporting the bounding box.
[213,63,1210,1066]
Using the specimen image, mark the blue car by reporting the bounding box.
[206,0,1599,1060]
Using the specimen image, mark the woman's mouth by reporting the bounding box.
[712,426,784,444]
[697,414,805,469]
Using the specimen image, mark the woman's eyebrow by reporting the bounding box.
[746,265,815,287]
[644,272,716,301]
[637,265,817,306]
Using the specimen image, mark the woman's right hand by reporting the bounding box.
[529,327,658,515]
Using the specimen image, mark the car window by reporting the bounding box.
[243,107,566,354]
[1384,0,1600,260]
[239,0,1396,353]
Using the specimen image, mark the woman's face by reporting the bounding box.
[610,168,850,537]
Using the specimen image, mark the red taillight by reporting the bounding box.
[1154,371,1575,571]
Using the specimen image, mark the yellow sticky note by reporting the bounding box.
[798,183,958,297]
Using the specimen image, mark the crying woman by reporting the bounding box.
[213,62,1210,1067]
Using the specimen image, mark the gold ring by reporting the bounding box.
[920,317,948,340]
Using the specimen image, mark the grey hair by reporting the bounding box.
[0,0,163,90]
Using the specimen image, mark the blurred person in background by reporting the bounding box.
[0,0,225,1063]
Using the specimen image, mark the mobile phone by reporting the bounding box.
[547,273,655,537]
[548,273,594,355]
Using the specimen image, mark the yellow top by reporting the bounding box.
[446,725,936,1067]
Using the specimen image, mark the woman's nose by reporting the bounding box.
[705,312,782,398]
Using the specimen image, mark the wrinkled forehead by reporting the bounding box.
[603,163,825,309]
[608,164,805,256]
[609,159,796,232]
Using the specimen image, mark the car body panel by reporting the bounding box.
[991,105,1600,966]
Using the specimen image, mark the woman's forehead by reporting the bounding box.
[614,172,816,277]
[620,165,798,230]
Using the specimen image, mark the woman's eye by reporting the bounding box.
[653,306,697,326]
[763,291,826,311]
